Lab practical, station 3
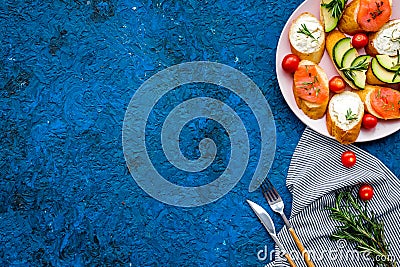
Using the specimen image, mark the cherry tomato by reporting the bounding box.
[358,184,374,201]
[352,33,369,49]
[329,76,346,93]
[282,54,300,73]
[362,114,378,129]
[341,151,356,168]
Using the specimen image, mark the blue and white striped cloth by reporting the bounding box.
[267,127,400,267]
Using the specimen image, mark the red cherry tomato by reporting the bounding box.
[362,114,378,129]
[352,33,369,49]
[329,76,346,93]
[341,151,356,168]
[358,184,374,201]
[282,54,300,73]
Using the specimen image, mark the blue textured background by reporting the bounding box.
[1,0,399,266]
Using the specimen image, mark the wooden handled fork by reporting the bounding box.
[261,179,316,267]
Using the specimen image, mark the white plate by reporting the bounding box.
[276,0,400,142]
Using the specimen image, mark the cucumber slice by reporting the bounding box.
[371,58,400,84]
[376,54,400,71]
[340,55,370,89]
[321,0,345,32]
[350,70,366,89]
[352,55,371,67]
[321,7,338,33]
[351,55,370,89]
[341,48,358,69]
[333,38,352,68]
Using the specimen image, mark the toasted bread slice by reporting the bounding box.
[356,85,400,119]
[326,30,362,90]
[289,12,325,63]
[366,64,387,85]
[366,57,400,88]
[357,0,392,32]
[338,0,392,35]
[338,0,363,35]
[356,85,384,118]
[365,19,400,57]
[293,60,329,119]
[325,30,347,59]
[326,91,364,144]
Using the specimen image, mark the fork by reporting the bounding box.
[261,179,316,267]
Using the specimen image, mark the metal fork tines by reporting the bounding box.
[260,179,316,267]
[260,179,291,228]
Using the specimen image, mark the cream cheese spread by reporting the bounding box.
[290,16,324,54]
[374,21,400,56]
[331,94,362,130]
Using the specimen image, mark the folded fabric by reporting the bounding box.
[267,127,400,267]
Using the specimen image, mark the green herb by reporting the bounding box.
[341,57,369,72]
[300,75,319,88]
[390,31,400,43]
[393,69,400,82]
[297,24,317,42]
[369,1,384,20]
[340,57,369,81]
[327,189,397,267]
[299,75,320,96]
[345,108,358,121]
[376,88,382,99]
[321,0,347,19]
[392,51,400,82]
[315,87,321,97]
[384,31,400,45]
[387,103,395,111]
[392,50,400,68]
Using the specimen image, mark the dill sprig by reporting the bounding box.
[321,0,347,19]
[297,24,317,42]
[390,30,400,43]
[299,75,321,96]
[369,1,385,20]
[327,189,397,267]
[384,30,400,45]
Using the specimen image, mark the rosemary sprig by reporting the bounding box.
[341,57,369,72]
[345,108,358,121]
[393,50,400,68]
[340,57,369,81]
[321,0,347,19]
[392,69,400,82]
[391,50,400,82]
[327,189,397,267]
[297,24,317,42]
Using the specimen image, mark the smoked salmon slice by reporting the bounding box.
[357,0,391,32]
[293,65,329,104]
[370,87,400,119]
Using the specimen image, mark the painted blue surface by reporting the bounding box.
[1,0,399,266]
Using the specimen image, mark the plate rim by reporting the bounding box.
[275,0,400,143]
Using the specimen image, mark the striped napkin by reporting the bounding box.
[267,127,400,267]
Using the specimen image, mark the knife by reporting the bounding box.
[247,199,297,267]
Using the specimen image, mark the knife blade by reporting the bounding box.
[247,199,297,267]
